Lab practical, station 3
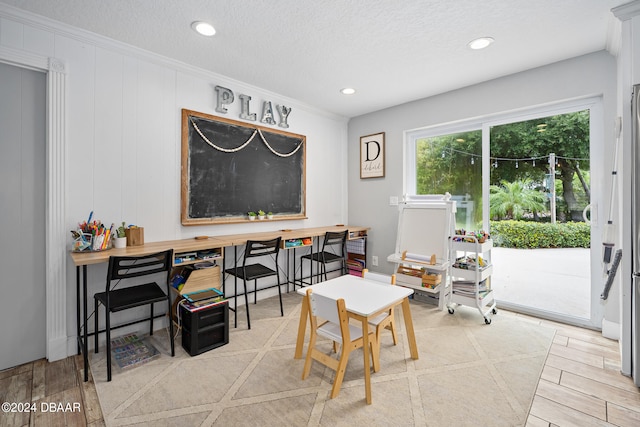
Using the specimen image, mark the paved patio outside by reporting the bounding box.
[490,247,591,319]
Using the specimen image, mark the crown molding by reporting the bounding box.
[612,0,640,21]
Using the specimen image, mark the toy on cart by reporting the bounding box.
[447,234,497,324]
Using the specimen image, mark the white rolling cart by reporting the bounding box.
[447,235,497,324]
[387,195,456,310]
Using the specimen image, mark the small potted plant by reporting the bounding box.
[114,222,127,248]
[267,211,274,220]
[257,210,266,220]
[248,211,257,221]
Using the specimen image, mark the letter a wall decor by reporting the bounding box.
[360,132,385,179]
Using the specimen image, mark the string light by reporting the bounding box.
[432,144,587,168]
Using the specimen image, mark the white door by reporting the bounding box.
[0,62,46,370]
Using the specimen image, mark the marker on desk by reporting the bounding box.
[87,211,93,225]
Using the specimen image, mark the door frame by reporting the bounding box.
[405,96,604,328]
[0,46,68,362]
[482,97,603,328]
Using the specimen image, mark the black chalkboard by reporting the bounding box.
[181,109,306,225]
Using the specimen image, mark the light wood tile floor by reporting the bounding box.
[0,354,104,427]
[1,313,639,426]
[524,316,640,427]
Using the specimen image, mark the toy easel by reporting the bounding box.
[387,194,456,310]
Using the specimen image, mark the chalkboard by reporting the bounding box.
[181,109,306,225]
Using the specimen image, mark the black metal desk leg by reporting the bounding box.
[76,266,81,355]
[234,246,238,328]
[82,264,88,382]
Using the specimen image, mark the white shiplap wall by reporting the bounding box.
[0,6,349,359]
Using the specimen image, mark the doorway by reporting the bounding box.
[488,110,591,322]
[0,62,47,370]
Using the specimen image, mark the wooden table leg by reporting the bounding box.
[362,318,372,404]
[401,297,419,360]
[294,296,309,359]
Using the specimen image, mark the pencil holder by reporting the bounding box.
[72,233,113,252]
[125,227,144,246]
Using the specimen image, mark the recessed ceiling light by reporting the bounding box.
[191,21,216,37]
[340,88,356,95]
[467,37,494,50]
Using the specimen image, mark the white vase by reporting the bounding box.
[249,216,256,221]
[258,215,265,220]
[114,236,127,248]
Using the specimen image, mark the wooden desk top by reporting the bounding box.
[69,236,232,267]
[70,225,369,266]
[220,225,368,246]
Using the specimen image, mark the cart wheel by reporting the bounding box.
[448,307,454,314]
[492,308,497,315]
[484,317,492,325]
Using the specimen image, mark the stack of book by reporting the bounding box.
[347,257,366,276]
[452,279,490,298]
[110,334,160,370]
[180,287,226,312]
[452,255,489,271]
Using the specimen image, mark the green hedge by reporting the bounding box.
[489,220,590,249]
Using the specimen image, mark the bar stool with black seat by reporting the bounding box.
[300,230,348,285]
[94,249,175,381]
[225,237,282,329]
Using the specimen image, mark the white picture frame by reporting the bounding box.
[360,132,385,179]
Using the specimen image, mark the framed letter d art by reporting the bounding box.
[360,132,385,179]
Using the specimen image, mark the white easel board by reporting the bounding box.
[389,200,456,267]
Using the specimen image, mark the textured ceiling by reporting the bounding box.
[0,0,628,118]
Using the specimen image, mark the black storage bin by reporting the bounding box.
[180,300,229,356]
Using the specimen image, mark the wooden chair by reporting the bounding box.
[94,249,175,381]
[302,289,379,399]
[362,268,398,346]
[224,237,282,329]
[300,230,348,284]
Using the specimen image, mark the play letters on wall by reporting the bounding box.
[214,85,292,128]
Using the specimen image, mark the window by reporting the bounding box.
[411,130,482,230]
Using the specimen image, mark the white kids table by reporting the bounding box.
[294,274,418,404]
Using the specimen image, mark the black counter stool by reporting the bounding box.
[94,249,175,381]
[225,237,282,329]
[300,230,348,284]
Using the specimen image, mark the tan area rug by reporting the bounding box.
[91,291,555,426]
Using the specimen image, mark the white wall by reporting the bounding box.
[347,50,618,326]
[0,6,349,357]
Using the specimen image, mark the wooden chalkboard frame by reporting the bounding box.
[181,109,307,225]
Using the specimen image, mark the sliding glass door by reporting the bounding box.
[405,98,603,327]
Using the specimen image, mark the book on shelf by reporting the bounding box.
[346,257,365,270]
[196,250,220,260]
[452,256,490,271]
[174,252,198,263]
[452,279,488,289]
[180,296,227,312]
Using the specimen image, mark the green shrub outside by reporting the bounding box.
[489,220,590,249]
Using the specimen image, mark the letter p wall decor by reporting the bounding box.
[360,132,385,179]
